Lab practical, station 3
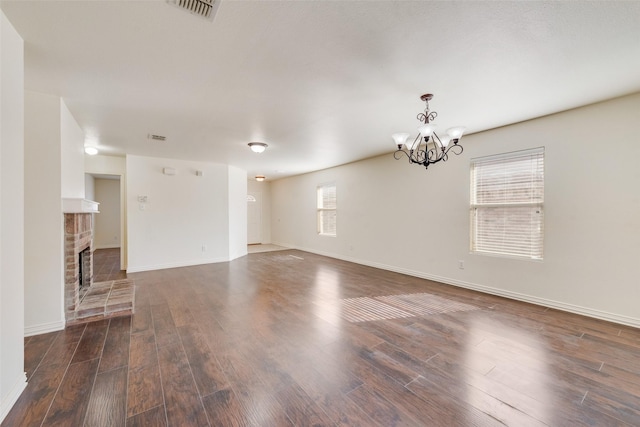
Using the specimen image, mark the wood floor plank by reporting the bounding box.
[151,303,180,348]
[201,389,252,427]
[232,387,293,427]
[129,329,158,370]
[167,297,196,327]
[345,384,422,427]
[99,316,131,373]
[218,350,293,426]
[84,366,127,427]
[38,329,84,368]
[41,358,100,426]
[275,382,335,427]
[127,363,164,418]
[71,319,109,364]
[23,331,58,379]
[131,304,152,334]
[157,342,210,426]
[177,325,230,397]
[126,405,167,427]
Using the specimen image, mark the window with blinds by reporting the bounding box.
[317,183,337,236]
[470,147,544,260]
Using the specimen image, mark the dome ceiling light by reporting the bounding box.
[248,142,268,153]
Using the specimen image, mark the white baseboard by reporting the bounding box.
[271,243,640,329]
[24,319,65,337]
[127,257,229,273]
[0,372,27,423]
[94,244,120,250]
[229,249,248,261]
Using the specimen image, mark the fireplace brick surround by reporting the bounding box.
[64,213,93,319]
[64,212,134,324]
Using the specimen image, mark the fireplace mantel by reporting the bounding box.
[62,198,100,213]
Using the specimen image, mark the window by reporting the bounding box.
[470,147,544,260]
[317,183,336,236]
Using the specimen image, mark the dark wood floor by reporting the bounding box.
[92,247,127,283]
[4,249,640,426]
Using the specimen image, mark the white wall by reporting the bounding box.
[228,166,247,260]
[248,179,272,244]
[60,100,85,198]
[0,10,26,422]
[84,173,95,201]
[85,154,126,176]
[23,91,65,335]
[271,93,640,327]
[126,155,235,272]
[94,178,121,249]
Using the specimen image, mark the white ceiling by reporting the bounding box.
[3,0,640,180]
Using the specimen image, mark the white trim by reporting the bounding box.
[0,372,27,423]
[228,249,248,262]
[94,244,120,250]
[270,242,640,329]
[62,198,99,213]
[24,319,65,337]
[126,256,229,273]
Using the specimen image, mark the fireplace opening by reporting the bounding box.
[79,247,92,295]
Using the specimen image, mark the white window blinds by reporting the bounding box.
[317,183,336,236]
[470,148,544,259]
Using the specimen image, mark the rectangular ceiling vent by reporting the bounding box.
[148,134,167,142]
[167,0,220,22]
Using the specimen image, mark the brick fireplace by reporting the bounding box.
[64,212,93,321]
[63,198,134,325]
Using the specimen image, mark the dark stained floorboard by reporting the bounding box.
[42,358,100,426]
[4,249,640,426]
[84,366,128,427]
[99,315,131,373]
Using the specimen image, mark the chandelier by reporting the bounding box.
[392,93,465,170]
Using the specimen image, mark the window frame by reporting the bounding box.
[317,183,337,237]
[470,147,544,260]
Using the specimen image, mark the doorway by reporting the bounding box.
[86,173,125,270]
[247,192,262,245]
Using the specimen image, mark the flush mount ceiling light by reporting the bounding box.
[255,175,266,182]
[248,142,268,153]
[84,146,98,155]
[393,93,466,170]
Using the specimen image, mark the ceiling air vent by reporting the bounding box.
[148,134,167,142]
[167,0,220,22]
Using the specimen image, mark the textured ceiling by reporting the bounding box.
[2,0,640,180]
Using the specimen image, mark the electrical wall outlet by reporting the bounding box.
[458,260,465,270]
